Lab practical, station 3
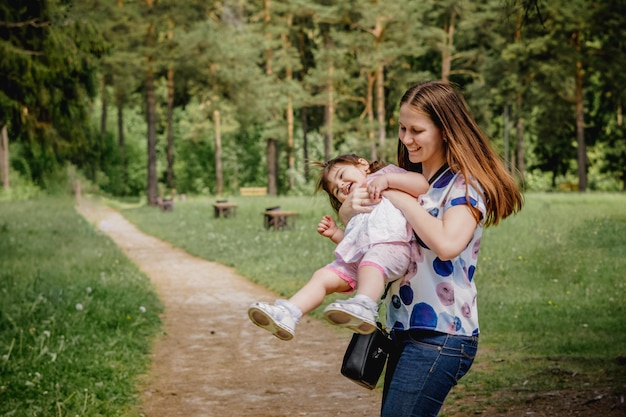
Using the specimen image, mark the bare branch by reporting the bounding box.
[0,18,50,28]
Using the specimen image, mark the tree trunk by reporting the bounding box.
[100,77,107,135]
[375,64,386,160]
[166,65,175,192]
[0,124,9,190]
[263,0,276,194]
[618,103,625,191]
[574,32,587,192]
[267,138,278,196]
[283,14,295,190]
[366,72,376,160]
[286,94,294,189]
[302,108,309,182]
[214,109,223,196]
[503,104,510,172]
[441,8,456,82]
[515,92,525,183]
[146,65,158,205]
[324,64,334,162]
[117,101,127,193]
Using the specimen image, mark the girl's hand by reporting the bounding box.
[367,176,389,201]
[338,185,377,226]
[317,215,344,244]
[317,215,338,238]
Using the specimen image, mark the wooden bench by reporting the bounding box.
[240,187,267,197]
[212,201,238,218]
[264,209,298,230]
[157,197,174,212]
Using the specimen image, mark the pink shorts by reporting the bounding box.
[325,242,412,292]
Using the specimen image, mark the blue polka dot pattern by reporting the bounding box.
[438,312,462,332]
[399,285,414,305]
[384,169,487,337]
[450,196,479,208]
[468,265,475,282]
[433,258,453,276]
[410,303,437,328]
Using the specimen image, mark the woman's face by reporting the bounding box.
[325,160,369,203]
[398,104,446,176]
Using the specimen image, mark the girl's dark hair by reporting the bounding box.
[311,154,386,213]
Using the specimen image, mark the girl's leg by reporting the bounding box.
[249,267,350,341]
[354,264,385,302]
[289,267,352,315]
[322,265,385,334]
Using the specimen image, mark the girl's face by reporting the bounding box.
[326,159,369,203]
[398,104,446,177]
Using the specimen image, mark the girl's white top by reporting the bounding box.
[335,164,414,264]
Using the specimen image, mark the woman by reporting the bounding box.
[339,80,523,417]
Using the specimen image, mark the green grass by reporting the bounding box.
[119,192,626,410]
[0,197,163,416]
[120,194,342,301]
[2,193,624,415]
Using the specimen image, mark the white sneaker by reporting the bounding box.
[248,302,296,341]
[323,298,377,334]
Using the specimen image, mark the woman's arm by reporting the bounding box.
[383,189,478,261]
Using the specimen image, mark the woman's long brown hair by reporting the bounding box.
[398,81,523,226]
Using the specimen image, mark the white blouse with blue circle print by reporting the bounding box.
[385,168,486,337]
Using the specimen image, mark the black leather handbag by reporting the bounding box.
[340,325,391,389]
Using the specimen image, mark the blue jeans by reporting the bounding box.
[381,330,478,417]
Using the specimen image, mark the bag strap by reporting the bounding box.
[376,282,393,337]
[380,282,392,302]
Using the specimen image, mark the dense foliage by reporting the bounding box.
[1,0,625,198]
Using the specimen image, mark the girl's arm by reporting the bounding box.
[383,189,478,261]
[317,215,344,244]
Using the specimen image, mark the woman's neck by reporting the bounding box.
[422,159,447,183]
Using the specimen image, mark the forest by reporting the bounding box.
[1,0,625,204]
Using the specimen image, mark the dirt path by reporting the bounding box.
[75,198,381,417]
[75,198,626,417]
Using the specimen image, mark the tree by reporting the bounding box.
[587,0,626,190]
[0,0,104,186]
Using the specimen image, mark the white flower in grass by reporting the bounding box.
[86,287,92,294]
[75,303,83,311]
[43,330,50,338]
[139,306,146,313]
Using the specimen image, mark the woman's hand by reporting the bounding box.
[338,185,377,226]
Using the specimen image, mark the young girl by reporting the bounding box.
[339,81,524,417]
[248,154,428,341]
